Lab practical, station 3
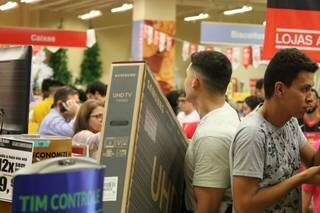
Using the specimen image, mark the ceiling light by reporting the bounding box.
[0,1,17,11]
[20,0,41,3]
[262,21,266,26]
[111,3,133,13]
[223,5,253,15]
[78,10,102,20]
[184,13,209,22]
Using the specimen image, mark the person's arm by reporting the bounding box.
[301,142,320,167]
[194,187,225,213]
[49,116,74,137]
[302,188,313,213]
[296,118,320,167]
[231,124,320,212]
[300,142,320,185]
[233,166,320,213]
[192,137,230,213]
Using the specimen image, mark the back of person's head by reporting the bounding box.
[255,79,264,90]
[264,48,318,99]
[244,95,263,111]
[41,79,53,95]
[73,99,105,134]
[166,90,181,115]
[53,87,78,107]
[86,81,107,97]
[190,50,232,94]
[41,79,64,99]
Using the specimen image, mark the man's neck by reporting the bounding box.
[194,93,225,118]
[259,99,291,127]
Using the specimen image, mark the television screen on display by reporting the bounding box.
[0,46,32,134]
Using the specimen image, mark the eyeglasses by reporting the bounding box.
[90,113,104,119]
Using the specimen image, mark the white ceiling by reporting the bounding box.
[1,0,267,24]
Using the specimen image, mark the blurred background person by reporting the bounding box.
[255,78,265,100]
[242,95,263,116]
[299,89,320,133]
[86,81,107,102]
[166,89,181,115]
[29,79,64,133]
[300,89,320,213]
[177,91,200,139]
[39,87,79,137]
[73,99,104,159]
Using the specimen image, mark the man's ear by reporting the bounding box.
[274,82,286,97]
[191,76,200,89]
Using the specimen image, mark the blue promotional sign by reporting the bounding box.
[201,22,265,45]
[131,20,144,60]
[12,168,104,213]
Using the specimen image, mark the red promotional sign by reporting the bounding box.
[153,30,160,47]
[242,47,252,69]
[263,1,320,62]
[166,35,173,51]
[0,27,87,47]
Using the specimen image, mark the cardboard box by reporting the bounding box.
[97,62,187,213]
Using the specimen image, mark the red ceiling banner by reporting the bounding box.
[263,1,320,62]
[0,27,87,48]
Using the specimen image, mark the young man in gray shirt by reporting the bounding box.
[184,51,240,213]
[230,48,320,212]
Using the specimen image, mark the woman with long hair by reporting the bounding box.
[73,99,104,159]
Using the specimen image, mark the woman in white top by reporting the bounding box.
[72,99,104,159]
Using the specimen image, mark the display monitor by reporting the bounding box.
[0,46,32,134]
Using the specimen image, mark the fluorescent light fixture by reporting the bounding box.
[262,21,266,26]
[111,3,133,13]
[20,0,41,3]
[223,5,253,15]
[184,13,209,22]
[0,1,18,11]
[78,10,102,20]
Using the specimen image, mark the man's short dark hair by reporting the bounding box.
[41,79,64,99]
[86,81,107,96]
[53,87,78,107]
[255,79,264,90]
[264,48,318,99]
[166,90,182,115]
[190,50,232,94]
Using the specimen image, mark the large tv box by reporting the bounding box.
[98,62,187,213]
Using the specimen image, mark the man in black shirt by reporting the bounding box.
[299,88,320,132]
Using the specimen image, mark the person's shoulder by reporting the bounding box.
[33,100,45,111]
[177,111,185,119]
[214,103,240,122]
[234,112,267,141]
[73,130,94,140]
[239,111,264,127]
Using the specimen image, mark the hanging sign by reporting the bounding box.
[0,27,87,48]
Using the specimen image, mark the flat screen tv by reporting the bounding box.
[0,46,32,134]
